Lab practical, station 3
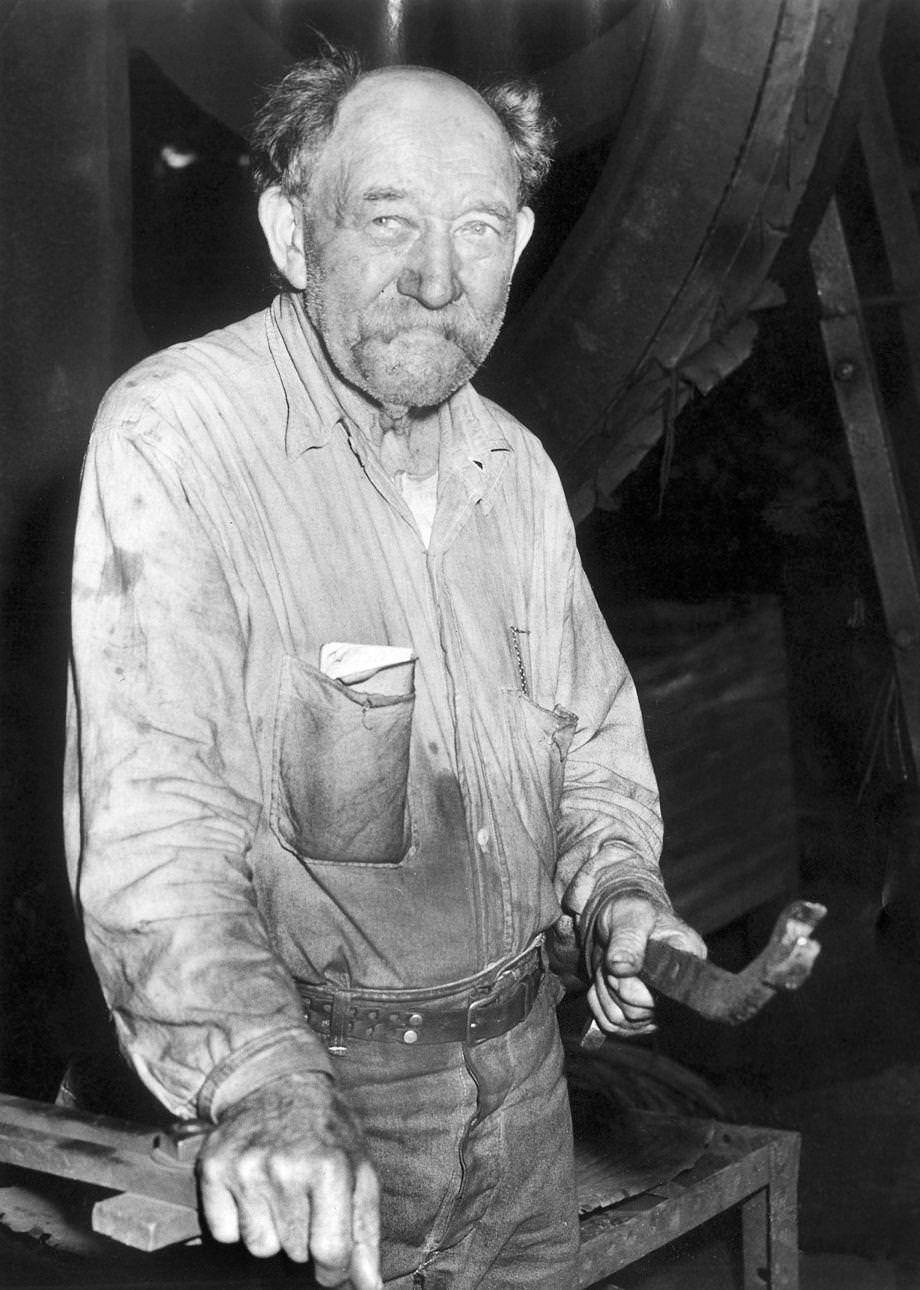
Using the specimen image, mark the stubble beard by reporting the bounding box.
[350,310,503,408]
[303,259,510,410]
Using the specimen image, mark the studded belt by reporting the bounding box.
[297,944,544,1052]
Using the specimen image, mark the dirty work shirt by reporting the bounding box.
[64,292,669,1121]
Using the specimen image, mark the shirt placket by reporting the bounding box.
[426,466,518,965]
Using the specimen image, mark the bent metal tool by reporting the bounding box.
[581,899,828,1050]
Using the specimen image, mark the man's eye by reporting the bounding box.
[370,215,408,234]
[457,221,501,243]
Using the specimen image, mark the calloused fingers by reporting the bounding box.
[596,968,655,1025]
[652,924,709,959]
[349,1161,383,1290]
[309,1156,363,1288]
[263,1155,312,1264]
[236,1191,283,1259]
[604,970,655,1016]
[588,975,656,1035]
[199,1167,241,1246]
[200,1167,284,1260]
[601,898,658,976]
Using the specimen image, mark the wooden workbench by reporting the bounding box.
[576,1120,801,1289]
[0,1100,800,1288]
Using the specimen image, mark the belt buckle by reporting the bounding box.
[465,953,543,1046]
[466,991,502,1046]
[466,974,528,1046]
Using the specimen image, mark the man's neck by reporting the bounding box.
[378,406,440,480]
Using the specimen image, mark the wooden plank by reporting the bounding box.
[810,198,920,774]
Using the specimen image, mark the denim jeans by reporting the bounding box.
[333,971,579,1288]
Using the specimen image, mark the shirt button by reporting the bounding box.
[476,827,490,848]
[402,1028,419,1044]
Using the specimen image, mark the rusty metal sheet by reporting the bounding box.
[0,1094,197,1211]
[574,1109,714,1214]
[575,1122,801,1289]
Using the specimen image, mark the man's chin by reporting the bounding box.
[353,334,481,409]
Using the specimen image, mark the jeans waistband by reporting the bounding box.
[296,937,545,1053]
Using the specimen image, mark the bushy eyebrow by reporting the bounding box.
[360,187,514,224]
[362,187,409,203]
[473,202,514,224]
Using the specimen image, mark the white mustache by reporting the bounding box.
[359,305,483,347]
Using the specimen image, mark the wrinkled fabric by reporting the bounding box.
[337,975,579,1288]
[65,292,669,1120]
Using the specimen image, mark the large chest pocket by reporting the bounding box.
[270,656,415,865]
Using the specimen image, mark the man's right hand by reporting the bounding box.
[197,1070,382,1289]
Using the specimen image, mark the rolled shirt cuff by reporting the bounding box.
[198,1026,335,1121]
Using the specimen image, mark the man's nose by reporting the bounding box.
[396,229,461,309]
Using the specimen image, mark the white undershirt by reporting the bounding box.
[397,470,439,548]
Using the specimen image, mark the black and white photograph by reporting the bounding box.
[1,2,918,1287]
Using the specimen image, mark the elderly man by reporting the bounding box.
[65,50,704,1290]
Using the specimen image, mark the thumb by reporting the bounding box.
[601,898,657,977]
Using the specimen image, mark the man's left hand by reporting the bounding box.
[587,894,707,1037]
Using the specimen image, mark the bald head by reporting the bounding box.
[250,49,555,209]
[327,65,518,183]
[340,65,508,127]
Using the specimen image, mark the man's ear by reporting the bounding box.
[511,206,535,272]
[258,186,308,289]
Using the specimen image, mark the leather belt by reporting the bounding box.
[298,945,544,1051]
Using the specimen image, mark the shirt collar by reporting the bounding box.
[265,291,513,476]
[265,292,376,454]
[438,385,512,489]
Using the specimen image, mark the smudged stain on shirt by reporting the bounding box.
[100,546,144,598]
[429,770,469,849]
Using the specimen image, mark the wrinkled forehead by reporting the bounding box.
[314,67,519,207]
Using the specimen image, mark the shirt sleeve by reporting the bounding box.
[65,393,333,1121]
[551,512,674,974]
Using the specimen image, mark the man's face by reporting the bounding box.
[298,70,534,409]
